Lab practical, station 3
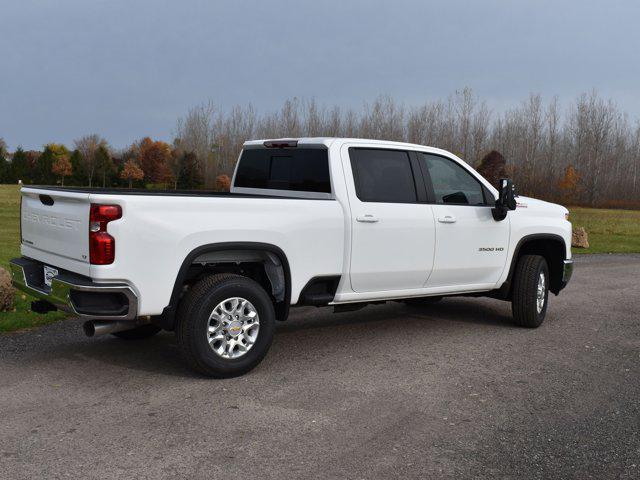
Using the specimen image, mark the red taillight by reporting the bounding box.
[89,204,122,265]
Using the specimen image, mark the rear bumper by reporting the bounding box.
[560,259,574,291]
[9,257,138,321]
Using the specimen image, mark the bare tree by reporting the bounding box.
[360,95,405,141]
[631,123,640,197]
[214,104,256,175]
[568,92,617,205]
[454,88,475,160]
[170,89,640,206]
[544,96,561,180]
[74,134,107,187]
[279,98,302,138]
[174,102,217,186]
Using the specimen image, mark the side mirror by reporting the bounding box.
[492,178,517,221]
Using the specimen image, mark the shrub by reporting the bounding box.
[215,174,231,192]
[476,150,507,188]
[0,267,15,312]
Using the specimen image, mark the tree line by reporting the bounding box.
[0,135,212,191]
[1,88,639,207]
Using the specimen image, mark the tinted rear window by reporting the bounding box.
[235,148,331,193]
[349,148,417,203]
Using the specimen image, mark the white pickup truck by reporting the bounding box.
[11,138,573,377]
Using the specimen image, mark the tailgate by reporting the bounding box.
[20,188,91,265]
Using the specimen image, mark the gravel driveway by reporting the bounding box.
[1,254,638,479]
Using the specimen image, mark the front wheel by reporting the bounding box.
[511,254,549,328]
[176,274,275,378]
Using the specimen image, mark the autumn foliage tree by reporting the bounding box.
[51,152,72,185]
[120,160,144,188]
[137,137,172,184]
[558,165,581,204]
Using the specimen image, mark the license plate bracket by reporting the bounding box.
[43,265,59,288]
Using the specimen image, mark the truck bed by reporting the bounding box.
[25,185,328,200]
[19,185,345,314]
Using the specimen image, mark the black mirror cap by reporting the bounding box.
[492,204,508,221]
[501,178,517,210]
[492,178,517,221]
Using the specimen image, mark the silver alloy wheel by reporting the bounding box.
[207,297,260,359]
[536,272,546,314]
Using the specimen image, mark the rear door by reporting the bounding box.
[417,153,510,287]
[342,146,436,293]
[20,188,91,266]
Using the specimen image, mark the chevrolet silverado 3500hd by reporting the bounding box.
[11,138,573,377]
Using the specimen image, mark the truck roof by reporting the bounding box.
[242,137,455,157]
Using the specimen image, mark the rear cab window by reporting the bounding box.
[348,148,418,203]
[234,147,331,197]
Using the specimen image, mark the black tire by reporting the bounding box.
[111,324,162,340]
[511,254,549,328]
[403,296,443,307]
[175,273,275,378]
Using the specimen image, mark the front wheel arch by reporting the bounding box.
[500,234,567,298]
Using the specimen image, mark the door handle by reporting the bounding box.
[437,215,457,224]
[356,214,379,223]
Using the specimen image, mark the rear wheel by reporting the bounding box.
[176,273,275,378]
[111,324,161,340]
[511,254,549,328]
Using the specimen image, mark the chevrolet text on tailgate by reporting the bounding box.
[11,138,574,378]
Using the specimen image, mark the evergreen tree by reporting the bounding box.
[36,146,56,184]
[0,140,9,183]
[0,158,9,183]
[10,148,30,184]
[68,150,85,186]
[96,144,115,187]
[177,152,204,189]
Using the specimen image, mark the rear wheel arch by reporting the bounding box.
[159,242,291,329]
[503,234,566,297]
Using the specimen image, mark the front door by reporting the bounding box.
[343,146,436,293]
[417,152,510,288]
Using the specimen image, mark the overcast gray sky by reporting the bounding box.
[1,0,639,150]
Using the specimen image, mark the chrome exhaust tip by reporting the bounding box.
[83,320,140,337]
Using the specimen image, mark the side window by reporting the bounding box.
[349,148,417,203]
[419,153,486,205]
[235,148,331,193]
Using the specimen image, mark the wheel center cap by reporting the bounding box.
[228,321,242,337]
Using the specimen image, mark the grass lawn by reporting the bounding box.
[0,185,65,332]
[0,184,638,332]
[569,207,640,254]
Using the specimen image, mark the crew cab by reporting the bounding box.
[10,138,573,377]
